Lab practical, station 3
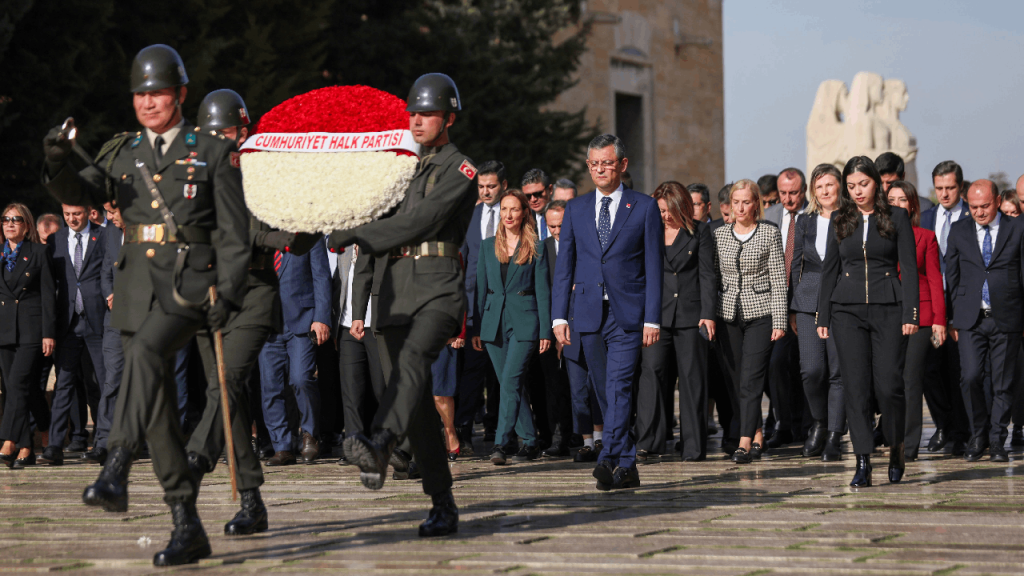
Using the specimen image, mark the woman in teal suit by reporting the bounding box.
[472,189,553,465]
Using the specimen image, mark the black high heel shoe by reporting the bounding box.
[0,451,16,469]
[850,454,872,487]
[12,451,36,470]
[888,442,905,483]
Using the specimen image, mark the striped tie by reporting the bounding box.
[274,250,283,275]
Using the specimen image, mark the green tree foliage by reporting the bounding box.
[0,0,593,217]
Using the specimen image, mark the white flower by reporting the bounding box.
[241,151,417,234]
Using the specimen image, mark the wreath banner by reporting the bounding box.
[240,130,419,155]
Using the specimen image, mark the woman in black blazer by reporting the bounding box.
[816,157,919,487]
[0,204,56,469]
[790,164,846,461]
[637,182,717,461]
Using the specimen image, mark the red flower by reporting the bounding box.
[254,86,408,135]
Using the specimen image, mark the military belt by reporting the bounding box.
[390,241,461,260]
[124,224,212,244]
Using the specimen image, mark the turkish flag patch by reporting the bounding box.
[458,159,476,180]
[230,151,241,168]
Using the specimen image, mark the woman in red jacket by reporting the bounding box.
[887,181,946,461]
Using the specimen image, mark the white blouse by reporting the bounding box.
[816,215,830,260]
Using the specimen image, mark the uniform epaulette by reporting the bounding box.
[95,131,135,163]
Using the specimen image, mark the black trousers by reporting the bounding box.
[538,345,572,445]
[958,315,1020,448]
[706,341,735,444]
[525,355,552,444]
[51,315,105,448]
[637,326,708,459]
[339,329,385,438]
[768,330,801,434]
[187,324,270,492]
[455,344,498,430]
[0,344,50,449]
[316,338,344,449]
[794,312,845,433]
[1013,343,1024,430]
[374,310,459,496]
[831,303,907,455]
[903,327,933,457]
[94,326,125,450]
[108,303,202,505]
[717,316,773,439]
[924,338,970,441]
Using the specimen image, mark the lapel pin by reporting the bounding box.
[626,203,631,208]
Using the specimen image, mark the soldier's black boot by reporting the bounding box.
[888,443,905,483]
[225,487,269,536]
[187,452,212,490]
[418,490,458,537]
[153,500,212,566]
[390,448,413,480]
[343,429,397,490]
[850,454,872,488]
[82,446,133,512]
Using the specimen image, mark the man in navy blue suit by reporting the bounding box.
[457,160,505,451]
[552,133,663,490]
[945,180,1024,462]
[259,238,332,465]
[919,160,972,455]
[39,204,107,465]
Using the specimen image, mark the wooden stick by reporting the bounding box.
[209,286,238,501]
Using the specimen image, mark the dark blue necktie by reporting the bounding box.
[74,232,84,314]
[982,225,992,307]
[598,196,612,251]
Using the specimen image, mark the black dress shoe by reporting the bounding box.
[1011,428,1024,447]
[766,430,793,449]
[964,437,988,461]
[402,460,422,480]
[950,439,967,456]
[65,440,88,453]
[872,423,887,448]
[389,447,412,479]
[593,460,614,490]
[750,442,764,460]
[300,432,319,464]
[419,490,458,537]
[611,465,640,489]
[990,447,1010,462]
[343,430,397,490]
[225,487,269,535]
[594,439,604,454]
[153,500,211,566]
[0,451,15,469]
[542,443,569,457]
[802,421,828,457]
[265,451,296,466]
[574,445,597,462]
[38,445,64,466]
[850,454,872,487]
[822,432,843,461]
[888,442,905,483]
[456,425,475,457]
[927,429,948,452]
[84,447,108,465]
[12,451,35,469]
[513,444,540,462]
[731,447,753,464]
[489,446,507,465]
[682,455,705,462]
[83,446,133,512]
[635,449,649,462]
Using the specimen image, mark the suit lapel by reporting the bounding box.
[988,216,1011,265]
[603,188,635,254]
[665,228,694,264]
[9,243,31,284]
[503,240,523,290]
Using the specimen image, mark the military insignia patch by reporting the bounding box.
[458,159,476,180]
[239,108,250,124]
[183,184,198,199]
[230,151,241,169]
[131,134,143,148]
[185,132,197,147]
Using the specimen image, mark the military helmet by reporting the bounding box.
[130,44,189,93]
[406,73,461,113]
[197,89,251,131]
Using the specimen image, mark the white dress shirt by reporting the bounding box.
[480,202,499,239]
[67,221,92,262]
[976,213,1001,311]
[936,200,965,254]
[341,256,372,328]
[815,215,830,260]
[146,119,185,158]
[552,183,657,330]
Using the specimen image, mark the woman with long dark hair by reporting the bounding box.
[886,180,945,462]
[817,156,919,487]
[472,189,552,465]
[0,204,56,469]
[714,180,788,464]
[636,182,717,461]
[790,164,846,461]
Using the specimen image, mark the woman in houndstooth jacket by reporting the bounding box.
[713,180,788,464]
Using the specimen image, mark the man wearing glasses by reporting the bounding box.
[522,168,553,240]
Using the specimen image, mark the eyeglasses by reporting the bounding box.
[2,216,25,223]
[524,191,547,200]
[586,160,618,170]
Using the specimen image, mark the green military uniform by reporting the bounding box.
[330,142,477,496]
[43,122,249,503]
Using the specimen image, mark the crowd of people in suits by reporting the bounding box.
[3,139,1024,490]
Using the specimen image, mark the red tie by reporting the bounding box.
[274,250,282,275]
[785,212,797,285]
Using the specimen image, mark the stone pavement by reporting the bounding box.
[1,426,1023,575]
